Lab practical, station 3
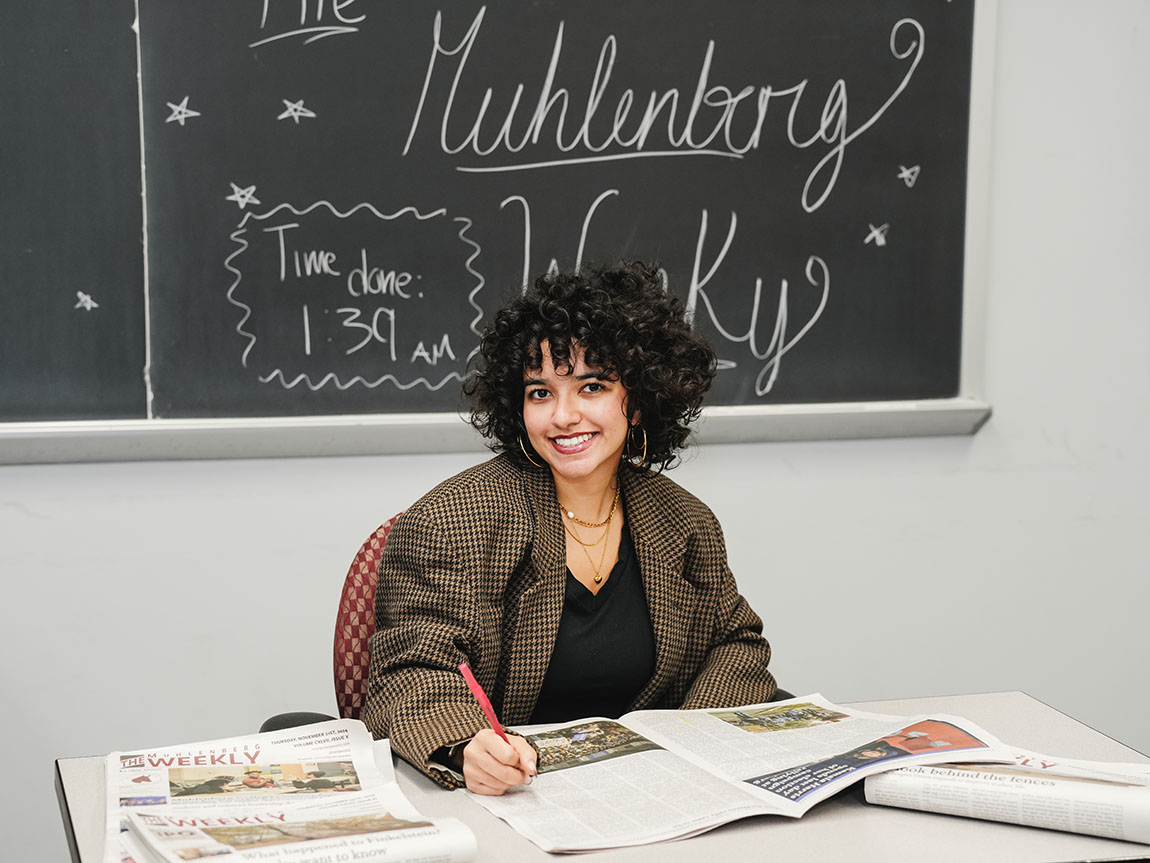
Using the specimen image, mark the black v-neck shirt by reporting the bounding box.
[528,524,657,724]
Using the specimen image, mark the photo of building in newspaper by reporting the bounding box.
[529,720,663,773]
[710,702,849,732]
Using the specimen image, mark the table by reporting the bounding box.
[56,692,1150,862]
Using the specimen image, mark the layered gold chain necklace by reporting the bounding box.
[557,486,619,584]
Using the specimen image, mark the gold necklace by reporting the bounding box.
[557,486,619,528]
[561,519,607,547]
[563,508,614,583]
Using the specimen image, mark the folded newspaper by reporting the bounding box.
[472,692,1014,852]
[864,747,1150,844]
[103,719,475,863]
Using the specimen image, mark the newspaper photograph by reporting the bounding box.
[102,719,475,863]
[471,693,1014,852]
[864,747,1150,844]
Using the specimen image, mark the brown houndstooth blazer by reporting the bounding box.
[361,454,775,787]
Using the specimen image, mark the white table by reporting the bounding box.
[56,692,1150,862]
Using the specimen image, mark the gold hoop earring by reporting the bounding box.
[625,424,648,468]
[519,435,545,468]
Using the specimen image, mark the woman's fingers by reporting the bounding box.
[510,735,538,776]
[463,729,537,795]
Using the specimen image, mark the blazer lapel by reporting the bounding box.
[499,465,567,723]
[622,469,698,710]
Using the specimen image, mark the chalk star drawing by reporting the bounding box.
[277,99,317,123]
[865,223,890,247]
[165,96,201,126]
[898,165,921,187]
[226,183,261,210]
[74,291,99,310]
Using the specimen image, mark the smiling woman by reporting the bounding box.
[362,261,777,796]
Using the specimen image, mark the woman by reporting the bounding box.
[362,261,775,794]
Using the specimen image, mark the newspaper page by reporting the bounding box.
[471,693,1013,852]
[103,719,475,863]
[864,747,1150,844]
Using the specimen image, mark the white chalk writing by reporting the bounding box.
[226,201,484,391]
[252,0,364,48]
[687,210,830,394]
[404,9,925,212]
[498,189,829,394]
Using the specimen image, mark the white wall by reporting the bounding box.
[3,1,1148,858]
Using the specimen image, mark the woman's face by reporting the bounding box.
[522,341,630,486]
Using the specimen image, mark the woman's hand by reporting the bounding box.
[461,729,538,795]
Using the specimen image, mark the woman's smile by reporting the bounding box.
[550,432,597,453]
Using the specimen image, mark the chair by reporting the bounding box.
[259,514,402,733]
[333,513,403,719]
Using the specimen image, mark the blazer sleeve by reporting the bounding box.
[360,510,490,789]
[680,510,777,709]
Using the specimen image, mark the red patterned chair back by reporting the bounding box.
[334,513,402,720]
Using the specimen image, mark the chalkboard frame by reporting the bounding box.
[0,2,996,464]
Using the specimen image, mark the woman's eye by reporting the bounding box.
[526,388,549,400]
[583,382,604,393]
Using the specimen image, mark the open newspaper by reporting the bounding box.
[103,719,475,863]
[864,747,1150,844]
[472,693,1014,852]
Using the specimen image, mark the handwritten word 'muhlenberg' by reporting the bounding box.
[403,7,925,213]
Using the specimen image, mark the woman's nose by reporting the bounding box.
[552,391,580,426]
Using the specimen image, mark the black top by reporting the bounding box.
[529,523,657,724]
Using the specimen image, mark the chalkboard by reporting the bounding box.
[1,1,995,459]
[0,2,146,421]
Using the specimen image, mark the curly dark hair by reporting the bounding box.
[465,260,717,471]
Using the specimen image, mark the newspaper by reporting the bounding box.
[103,719,475,863]
[864,747,1150,844]
[471,692,1014,852]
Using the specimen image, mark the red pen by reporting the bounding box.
[458,662,510,744]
